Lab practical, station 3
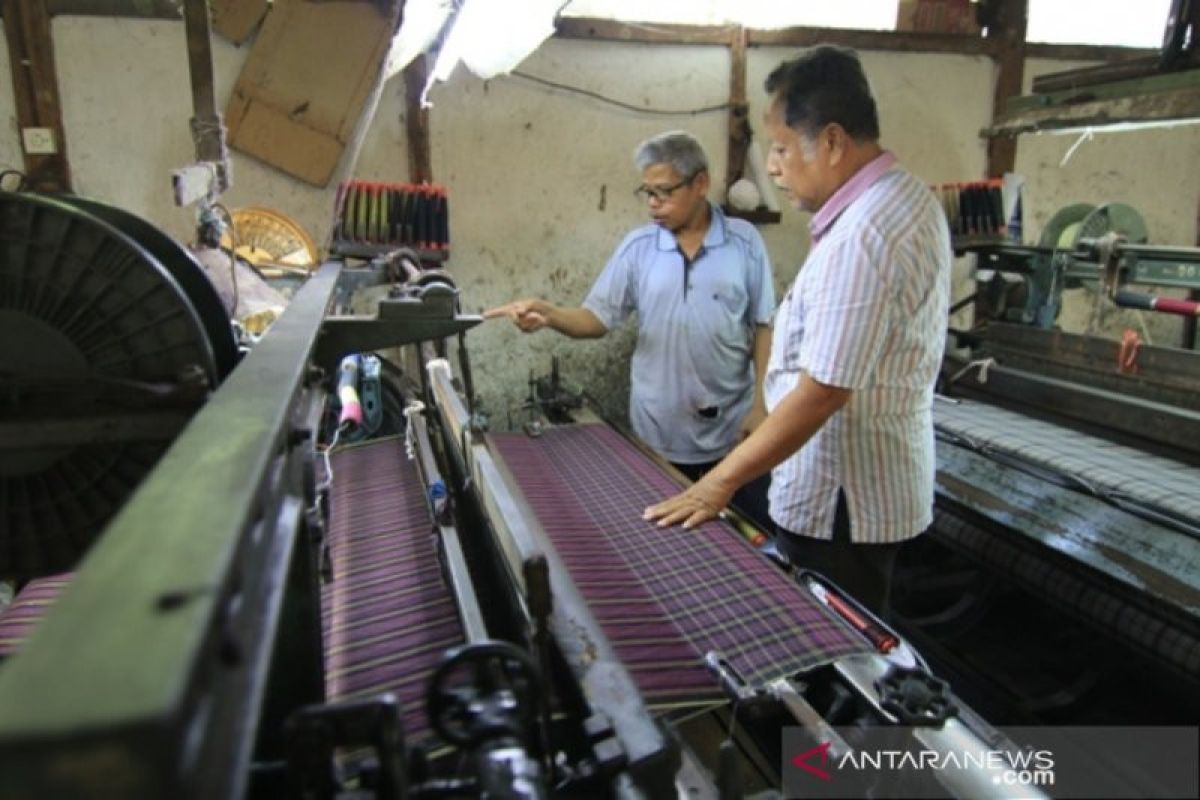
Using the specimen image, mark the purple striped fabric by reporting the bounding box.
[0,573,73,657]
[322,437,463,744]
[489,424,871,704]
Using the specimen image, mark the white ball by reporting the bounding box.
[726,178,762,211]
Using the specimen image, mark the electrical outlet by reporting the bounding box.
[22,127,57,155]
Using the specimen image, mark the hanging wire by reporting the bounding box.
[508,70,731,116]
[317,422,346,498]
[212,203,240,315]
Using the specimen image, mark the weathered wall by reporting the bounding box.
[48,17,335,245]
[432,42,994,424]
[1,17,1195,426]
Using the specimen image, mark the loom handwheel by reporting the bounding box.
[426,640,539,747]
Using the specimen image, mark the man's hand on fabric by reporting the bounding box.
[483,299,550,332]
[643,477,734,530]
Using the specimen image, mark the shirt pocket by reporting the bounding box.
[714,270,752,317]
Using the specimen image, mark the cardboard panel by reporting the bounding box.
[225,0,399,186]
[226,95,344,185]
[212,0,269,45]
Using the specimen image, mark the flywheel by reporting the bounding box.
[0,192,236,578]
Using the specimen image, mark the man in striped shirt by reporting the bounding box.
[645,47,950,617]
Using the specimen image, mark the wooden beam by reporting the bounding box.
[1025,42,1157,62]
[1032,55,1162,94]
[555,17,733,45]
[44,0,180,16]
[556,16,1001,56]
[183,0,221,163]
[725,25,749,192]
[748,26,998,56]
[2,0,71,191]
[983,78,1200,136]
[984,0,1027,178]
[554,16,1162,65]
[404,54,432,183]
[177,0,228,205]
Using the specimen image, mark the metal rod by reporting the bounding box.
[407,403,489,643]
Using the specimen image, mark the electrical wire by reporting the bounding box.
[508,69,730,116]
[212,203,240,315]
[317,422,346,498]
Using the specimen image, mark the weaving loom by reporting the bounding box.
[0,198,1043,798]
[917,284,1200,725]
[933,397,1200,679]
[424,358,1046,800]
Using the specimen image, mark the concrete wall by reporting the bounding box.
[0,17,1196,425]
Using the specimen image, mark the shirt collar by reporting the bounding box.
[656,201,728,251]
[810,150,897,243]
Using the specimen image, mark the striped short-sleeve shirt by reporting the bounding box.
[764,153,950,543]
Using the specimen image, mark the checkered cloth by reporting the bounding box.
[0,573,72,657]
[935,398,1200,525]
[322,436,463,744]
[489,424,872,705]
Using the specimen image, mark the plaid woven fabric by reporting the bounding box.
[489,424,871,705]
[322,437,463,744]
[935,398,1200,523]
[0,573,73,657]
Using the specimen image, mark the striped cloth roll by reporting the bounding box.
[0,573,73,657]
[321,436,464,744]
[489,423,872,706]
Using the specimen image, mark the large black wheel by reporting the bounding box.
[0,192,236,578]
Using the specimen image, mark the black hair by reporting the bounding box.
[765,46,880,141]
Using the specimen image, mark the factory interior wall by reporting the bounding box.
[1015,58,1200,346]
[0,18,1196,423]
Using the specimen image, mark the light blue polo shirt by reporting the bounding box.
[583,204,775,463]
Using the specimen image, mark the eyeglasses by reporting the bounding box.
[634,175,695,203]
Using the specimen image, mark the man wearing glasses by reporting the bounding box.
[485,130,775,529]
[645,48,951,619]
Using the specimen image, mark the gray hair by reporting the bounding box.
[632,131,709,179]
